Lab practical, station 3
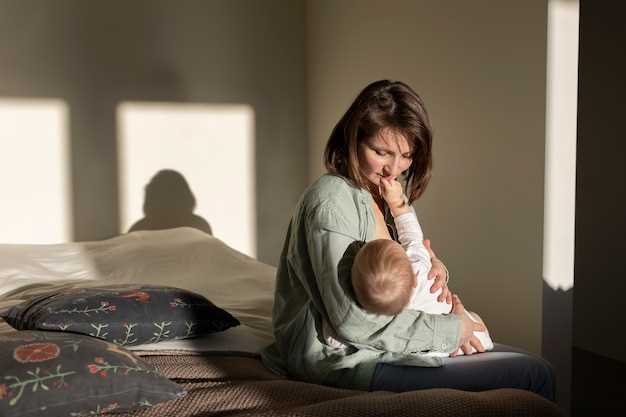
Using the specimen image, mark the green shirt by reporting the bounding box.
[261,174,461,390]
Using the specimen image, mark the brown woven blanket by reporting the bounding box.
[119,354,564,417]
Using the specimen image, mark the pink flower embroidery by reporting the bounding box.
[13,343,60,363]
[120,291,150,303]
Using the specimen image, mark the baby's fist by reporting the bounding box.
[379,177,405,208]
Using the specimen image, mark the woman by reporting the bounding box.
[261,80,554,400]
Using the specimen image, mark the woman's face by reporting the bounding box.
[357,128,413,187]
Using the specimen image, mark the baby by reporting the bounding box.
[324,178,493,356]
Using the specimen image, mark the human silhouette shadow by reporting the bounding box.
[128,169,213,235]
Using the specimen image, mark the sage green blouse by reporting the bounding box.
[261,174,460,390]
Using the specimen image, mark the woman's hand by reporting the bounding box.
[424,239,452,304]
[451,294,487,356]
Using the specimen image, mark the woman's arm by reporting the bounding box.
[306,202,461,354]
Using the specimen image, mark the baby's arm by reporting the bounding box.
[395,211,432,274]
[379,178,431,273]
[379,177,411,218]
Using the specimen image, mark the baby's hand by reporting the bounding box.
[379,177,409,216]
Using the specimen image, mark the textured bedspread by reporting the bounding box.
[0,231,565,417]
[119,354,565,417]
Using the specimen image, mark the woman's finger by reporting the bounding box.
[430,276,443,292]
[473,321,487,332]
[469,336,485,353]
[460,342,472,355]
[445,290,453,304]
[437,285,449,302]
[427,268,436,280]
[451,293,462,306]
[431,269,447,294]
[451,294,465,315]
[428,263,443,282]
[436,287,445,302]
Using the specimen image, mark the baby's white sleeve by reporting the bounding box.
[394,209,432,275]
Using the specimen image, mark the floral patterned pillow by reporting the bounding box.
[1,285,239,346]
[0,330,185,416]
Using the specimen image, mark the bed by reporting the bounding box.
[0,228,564,417]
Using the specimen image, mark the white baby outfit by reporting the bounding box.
[323,207,494,356]
[394,210,494,356]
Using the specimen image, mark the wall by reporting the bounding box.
[0,0,306,265]
[572,0,626,413]
[541,1,578,412]
[306,0,548,353]
[574,0,626,364]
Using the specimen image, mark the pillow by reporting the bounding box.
[0,228,275,342]
[1,284,239,346]
[0,330,185,416]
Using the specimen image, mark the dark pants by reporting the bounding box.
[370,344,555,401]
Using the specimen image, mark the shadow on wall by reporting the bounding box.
[0,1,306,264]
[542,281,572,414]
[128,169,212,235]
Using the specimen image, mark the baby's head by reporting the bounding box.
[351,239,414,315]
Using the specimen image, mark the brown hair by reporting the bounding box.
[324,80,433,203]
[351,239,414,315]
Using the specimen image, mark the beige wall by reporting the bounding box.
[1,0,551,353]
[574,0,626,364]
[306,1,548,353]
[0,0,306,265]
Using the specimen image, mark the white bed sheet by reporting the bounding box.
[0,227,276,352]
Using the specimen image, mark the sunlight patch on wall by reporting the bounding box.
[117,102,256,257]
[543,0,579,291]
[0,98,71,244]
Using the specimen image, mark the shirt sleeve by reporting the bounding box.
[394,210,432,276]
[305,201,460,354]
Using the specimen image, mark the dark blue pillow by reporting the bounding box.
[0,330,185,416]
[1,285,239,346]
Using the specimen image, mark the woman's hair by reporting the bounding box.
[324,80,433,203]
[351,239,414,316]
